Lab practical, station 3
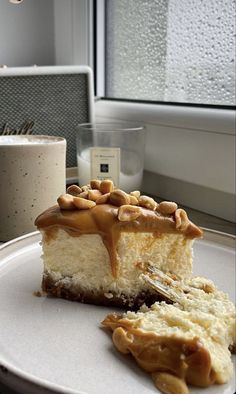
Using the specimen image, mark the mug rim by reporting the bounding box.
[0,135,66,146]
[77,122,145,133]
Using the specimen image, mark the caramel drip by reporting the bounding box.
[35,204,202,277]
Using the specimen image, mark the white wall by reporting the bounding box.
[53,0,73,65]
[53,0,92,66]
[0,0,55,67]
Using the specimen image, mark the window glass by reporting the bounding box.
[105,0,235,105]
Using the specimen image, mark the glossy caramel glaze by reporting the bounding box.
[35,204,202,277]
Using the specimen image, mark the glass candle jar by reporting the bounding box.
[76,123,146,193]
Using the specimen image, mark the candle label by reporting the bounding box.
[90,147,120,187]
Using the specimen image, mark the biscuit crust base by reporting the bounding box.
[42,273,163,310]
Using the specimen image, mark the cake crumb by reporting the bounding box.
[104,292,113,299]
[33,290,46,297]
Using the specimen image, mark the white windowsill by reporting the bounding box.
[95,99,235,135]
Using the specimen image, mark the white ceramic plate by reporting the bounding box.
[0,230,235,394]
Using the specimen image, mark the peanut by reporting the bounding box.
[158,201,178,215]
[112,327,134,354]
[118,205,142,221]
[90,179,101,190]
[129,195,139,205]
[152,372,188,394]
[57,194,75,210]
[109,189,130,206]
[66,184,82,196]
[88,189,102,201]
[130,190,140,199]
[81,185,90,192]
[175,208,189,231]
[73,196,96,210]
[79,191,88,199]
[100,179,114,194]
[139,195,157,210]
[96,193,110,205]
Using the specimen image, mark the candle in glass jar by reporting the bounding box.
[77,147,143,193]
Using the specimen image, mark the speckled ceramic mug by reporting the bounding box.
[0,135,66,241]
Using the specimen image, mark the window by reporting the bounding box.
[94,0,235,222]
[97,0,235,106]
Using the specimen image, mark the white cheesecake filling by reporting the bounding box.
[41,228,193,297]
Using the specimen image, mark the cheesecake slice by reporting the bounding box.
[102,275,236,393]
[35,179,202,308]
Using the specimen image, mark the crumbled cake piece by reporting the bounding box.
[102,275,236,393]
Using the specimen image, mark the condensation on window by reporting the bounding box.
[105,0,235,105]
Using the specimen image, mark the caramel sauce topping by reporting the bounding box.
[35,203,202,277]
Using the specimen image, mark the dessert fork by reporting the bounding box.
[141,266,190,304]
[1,121,34,136]
[141,273,181,303]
